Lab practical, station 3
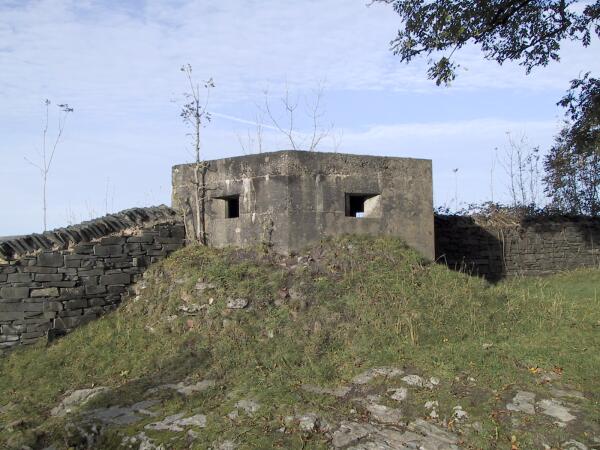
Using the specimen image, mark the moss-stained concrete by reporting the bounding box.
[172,150,434,259]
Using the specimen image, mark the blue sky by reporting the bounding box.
[1,0,598,235]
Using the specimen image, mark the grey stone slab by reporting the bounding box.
[170,225,186,238]
[352,367,404,385]
[37,253,64,267]
[506,391,536,414]
[146,249,168,256]
[26,322,51,332]
[332,421,377,448]
[1,324,26,333]
[0,311,25,321]
[34,273,64,282]
[125,245,142,256]
[99,273,130,285]
[145,413,207,432]
[31,287,60,298]
[64,259,81,268]
[112,261,135,269]
[85,285,106,295]
[88,298,107,307]
[51,387,110,416]
[59,287,85,299]
[82,306,104,316]
[80,258,97,269]
[132,256,148,267]
[55,315,95,329]
[301,384,352,398]
[58,309,84,317]
[100,236,126,245]
[23,266,58,274]
[146,379,216,396]
[10,301,62,312]
[24,311,56,319]
[0,302,25,312]
[537,398,576,424]
[65,299,88,309]
[7,273,33,283]
[107,285,126,295]
[46,281,78,288]
[126,235,155,243]
[365,402,403,424]
[77,268,105,276]
[0,286,29,299]
[21,330,45,339]
[73,244,94,254]
[155,237,183,244]
[94,244,124,257]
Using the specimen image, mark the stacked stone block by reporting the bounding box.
[435,215,600,281]
[0,207,185,353]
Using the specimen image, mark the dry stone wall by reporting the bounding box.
[435,215,600,281]
[0,206,185,353]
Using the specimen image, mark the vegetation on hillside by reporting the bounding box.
[0,236,598,449]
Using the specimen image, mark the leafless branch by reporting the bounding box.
[179,64,214,244]
[264,86,300,150]
[261,82,332,152]
[26,99,73,231]
[330,128,344,153]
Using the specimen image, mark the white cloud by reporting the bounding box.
[333,118,560,207]
[0,0,596,233]
[1,0,597,120]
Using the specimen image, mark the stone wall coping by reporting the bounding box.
[0,206,180,260]
[435,214,600,228]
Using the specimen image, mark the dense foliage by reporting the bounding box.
[375,0,600,215]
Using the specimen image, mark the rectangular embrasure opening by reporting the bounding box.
[345,193,381,218]
[222,196,240,218]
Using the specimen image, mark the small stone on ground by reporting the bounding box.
[401,374,435,389]
[50,387,110,417]
[233,399,261,415]
[145,413,207,432]
[226,298,249,309]
[506,391,536,415]
[301,383,352,398]
[388,387,408,402]
[147,379,216,396]
[537,398,576,425]
[351,367,404,385]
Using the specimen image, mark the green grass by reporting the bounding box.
[1,236,599,449]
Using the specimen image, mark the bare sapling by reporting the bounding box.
[499,132,541,208]
[25,99,73,231]
[262,82,332,151]
[180,64,214,244]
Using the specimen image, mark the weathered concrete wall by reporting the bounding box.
[172,150,434,259]
[435,215,600,281]
[0,206,184,353]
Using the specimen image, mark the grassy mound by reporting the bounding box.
[1,236,599,449]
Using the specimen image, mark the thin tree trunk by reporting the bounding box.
[200,165,207,245]
[194,163,202,243]
[43,171,47,231]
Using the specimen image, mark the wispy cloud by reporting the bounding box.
[1,0,597,119]
[0,0,596,233]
